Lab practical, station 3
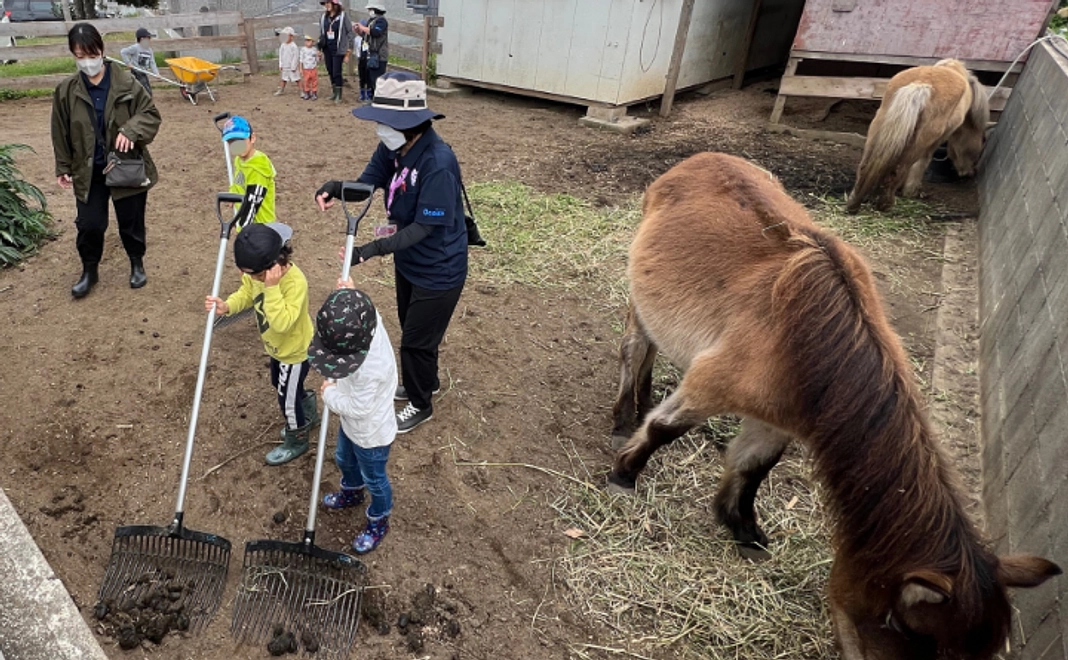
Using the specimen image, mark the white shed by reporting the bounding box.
[436,0,805,125]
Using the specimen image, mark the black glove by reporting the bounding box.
[316,180,372,203]
[352,241,383,264]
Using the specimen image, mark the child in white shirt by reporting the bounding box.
[276,27,300,96]
[299,34,322,101]
[309,281,398,554]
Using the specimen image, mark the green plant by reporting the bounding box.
[0,144,54,267]
[1051,0,1068,35]
[0,88,53,101]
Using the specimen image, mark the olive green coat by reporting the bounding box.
[50,61,161,203]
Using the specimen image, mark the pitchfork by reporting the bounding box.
[96,193,244,633]
[231,182,376,658]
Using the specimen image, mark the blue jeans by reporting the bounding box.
[335,428,393,518]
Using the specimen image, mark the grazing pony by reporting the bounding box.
[609,153,1059,659]
[846,59,989,213]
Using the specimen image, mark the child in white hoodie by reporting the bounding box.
[308,281,398,554]
[276,27,300,95]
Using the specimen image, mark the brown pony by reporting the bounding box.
[846,59,989,213]
[609,153,1059,659]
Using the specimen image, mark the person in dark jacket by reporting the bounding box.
[318,0,354,104]
[355,2,388,102]
[51,22,161,299]
[315,72,465,435]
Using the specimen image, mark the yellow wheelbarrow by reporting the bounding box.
[165,56,241,105]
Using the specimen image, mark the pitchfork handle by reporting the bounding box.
[172,194,243,527]
[304,187,375,542]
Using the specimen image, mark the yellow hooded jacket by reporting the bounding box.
[225,264,312,364]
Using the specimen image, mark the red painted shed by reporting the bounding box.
[769,0,1059,136]
[793,0,1055,64]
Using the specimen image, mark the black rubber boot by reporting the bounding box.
[129,257,147,289]
[71,263,98,299]
[334,85,343,105]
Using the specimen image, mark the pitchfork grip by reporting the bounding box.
[340,181,374,201]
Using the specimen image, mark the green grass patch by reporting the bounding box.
[0,87,52,101]
[465,181,639,307]
[806,194,944,248]
[0,56,76,78]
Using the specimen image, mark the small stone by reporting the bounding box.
[301,630,319,652]
[272,511,286,524]
[92,601,108,620]
[397,612,410,629]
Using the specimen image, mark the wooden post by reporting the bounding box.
[242,14,259,76]
[733,0,763,90]
[768,56,800,124]
[659,0,695,118]
[420,14,429,81]
[60,0,72,23]
[344,0,354,80]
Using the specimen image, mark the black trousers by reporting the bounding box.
[357,54,369,93]
[324,48,345,88]
[366,60,386,96]
[271,358,310,430]
[395,269,464,410]
[75,164,148,266]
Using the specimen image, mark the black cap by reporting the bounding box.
[135,27,153,40]
[233,223,293,273]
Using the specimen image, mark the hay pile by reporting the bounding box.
[550,414,836,660]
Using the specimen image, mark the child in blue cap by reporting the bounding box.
[223,115,278,227]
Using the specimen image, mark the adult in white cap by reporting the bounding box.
[354,2,388,102]
[314,72,465,435]
[317,0,354,103]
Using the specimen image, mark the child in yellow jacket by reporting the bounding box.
[205,223,316,465]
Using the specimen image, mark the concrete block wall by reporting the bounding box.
[978,40,1068,659]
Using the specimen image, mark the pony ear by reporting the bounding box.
[997,555,1062,588]
[899,571,954,608]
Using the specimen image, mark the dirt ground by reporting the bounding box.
[0,73,978,659]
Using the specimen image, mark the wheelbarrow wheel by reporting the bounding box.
[181,87,198,106]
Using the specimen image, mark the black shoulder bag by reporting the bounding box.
[94,116,149,188]
[461,183,486,247]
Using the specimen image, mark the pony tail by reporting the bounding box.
[847,84,931,211]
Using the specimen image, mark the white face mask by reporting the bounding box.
[376,123,407,151]
[76,56,104,77]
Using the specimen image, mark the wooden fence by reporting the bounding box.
[0,10,442,90]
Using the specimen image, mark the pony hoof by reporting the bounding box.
[610,433,631,450]
[736,543,772,562]
[606,472,637,496]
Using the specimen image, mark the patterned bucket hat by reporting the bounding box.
[308,289,378,379]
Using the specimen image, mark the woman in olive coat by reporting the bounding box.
[51,22,161,298]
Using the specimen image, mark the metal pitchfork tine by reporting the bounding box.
[231,182,377,658]
[96,193,244,634]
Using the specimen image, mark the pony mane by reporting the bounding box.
[769,225,1003,629]
[966,73,991,130]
